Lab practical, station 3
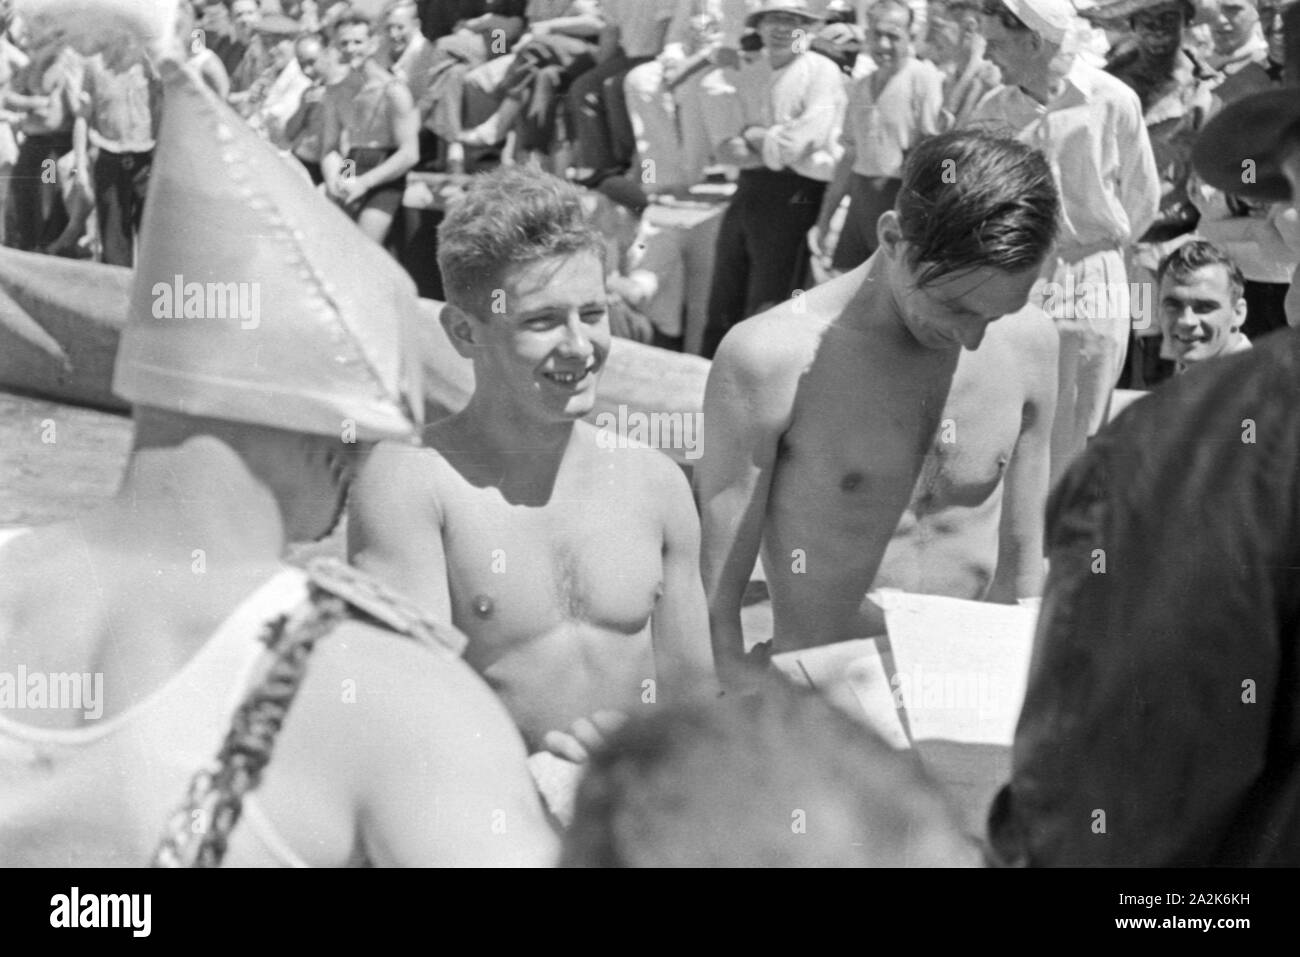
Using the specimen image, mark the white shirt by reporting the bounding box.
[971,57,1160,254]
[733,49,847,182]
[602,0,677,58]
[842,57,942,178]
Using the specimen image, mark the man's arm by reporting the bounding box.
[306,623,558,866]
[917,63,944,138]
[71,67,93,196]
[1114,92,1160,244]
[987,307,1058,603]
[531,0,605,40]
[697,323,794,690]
[814,147,854,256]
[649,453,718,699]
[347,440,453,622]
[754,60,847,171]
[319,86,345,193]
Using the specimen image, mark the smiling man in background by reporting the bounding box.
[348,167,715,755]
[1156,239,1253,372]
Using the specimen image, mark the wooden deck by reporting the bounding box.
[0,392,131,529]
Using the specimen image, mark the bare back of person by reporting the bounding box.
[354,416,699,752]
[722,256,1055,649]
[0,477,553,867]
[0,517,283,732]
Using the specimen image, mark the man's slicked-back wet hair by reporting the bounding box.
[896,130,1060,288]
[437,167,605,318]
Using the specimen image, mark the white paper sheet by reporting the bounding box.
[880,589,1037,746]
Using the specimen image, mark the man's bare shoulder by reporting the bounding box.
[713,299,826,389]
[356,438,443,492]
[303,618,519,752]
[349,439,454,538]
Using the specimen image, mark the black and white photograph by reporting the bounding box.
[0,0,1295,913]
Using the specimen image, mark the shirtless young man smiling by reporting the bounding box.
[699,130,1062,688]
[349,167,714,753]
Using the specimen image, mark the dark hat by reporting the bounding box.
[1192,2,1300,202]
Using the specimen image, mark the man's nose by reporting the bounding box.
[557,314,593,355]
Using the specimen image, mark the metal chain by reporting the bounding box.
[151,596,347,867]
[151,561,465,867]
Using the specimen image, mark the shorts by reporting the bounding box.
[345,147,406,218]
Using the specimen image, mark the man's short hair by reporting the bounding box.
[384,0,420,18]
[896,129,1060,287]
[561,680,981,867]
[871,0,915,27]
[437,167,605,317]
[1156,239,1246,301]
[333,11,374,35]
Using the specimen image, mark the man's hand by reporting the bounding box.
[328,173,365,205]
[809,221,831,261]
[28,94,54,124]
[541,710,629,764]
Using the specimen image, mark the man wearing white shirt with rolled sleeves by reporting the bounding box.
[972,0,1159,486]
[699,0,847,358]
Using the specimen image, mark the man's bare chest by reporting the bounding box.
[778,348,1024,510]
[439,491,665,638]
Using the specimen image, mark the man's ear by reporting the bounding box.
[440,302,481,359]
[1231,295,1248,332]
[876,209,904,261]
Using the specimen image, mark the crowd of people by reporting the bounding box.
[1,0,1299,868]
[2,0,1295,431]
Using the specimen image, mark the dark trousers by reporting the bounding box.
[701,168,826,359]
[93,148,152,267]
[8,132,72,252]
[567,50,651,172]
[1243,280,1289,342]
[831,173,901,272]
